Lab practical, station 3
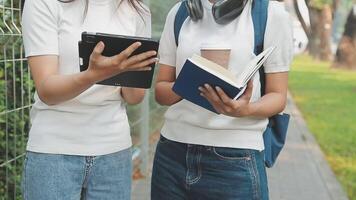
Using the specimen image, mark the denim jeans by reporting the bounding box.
[151,136,269,200]
[21,148,132,200]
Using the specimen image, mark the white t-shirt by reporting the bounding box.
[159,0,293,150]
[22,0,151,156]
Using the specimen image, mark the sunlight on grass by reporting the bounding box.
[289,54,356,199]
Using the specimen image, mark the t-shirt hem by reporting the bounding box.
[158,59,176,67]
[25,51,59,57]
[26,141,132,156]
[161,120,265,151]
[264,65,290,73]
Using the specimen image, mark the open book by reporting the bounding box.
[172,46,275,114]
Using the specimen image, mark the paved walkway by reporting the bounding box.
[267,95,348,200]
[131,95,349,200]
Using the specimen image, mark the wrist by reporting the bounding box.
[244,103,258,117]
[82,69,98,85]
[73,70,96,89]
[234,103,255,117]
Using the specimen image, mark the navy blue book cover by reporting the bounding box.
[173,59,242,114]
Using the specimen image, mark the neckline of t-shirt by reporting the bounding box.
[202,0,213,10]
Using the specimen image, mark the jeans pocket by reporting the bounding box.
[212,147,252,161]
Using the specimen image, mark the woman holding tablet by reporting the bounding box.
[21,0,155,199]
[152,0,293,199]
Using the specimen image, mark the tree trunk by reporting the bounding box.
[293,0,311,38]
[308,7,321,58]
[319,5,333,60]
[294,0,334,61]
[332,0,341,18]
[334,6,356,69]
[307,5,333,61]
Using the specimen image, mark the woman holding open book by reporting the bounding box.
[152,0,293,199]
[21,0,156,199]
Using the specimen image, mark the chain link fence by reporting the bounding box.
[0,0,175,199]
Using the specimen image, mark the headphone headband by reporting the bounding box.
[186,0,248,25]
[186,0,204,21]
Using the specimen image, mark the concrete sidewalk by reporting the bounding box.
[267,95,348,200]
[131,95,349,200]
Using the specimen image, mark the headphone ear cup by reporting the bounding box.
[186,0,204,22]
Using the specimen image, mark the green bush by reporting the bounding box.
[0,36,32,199]
[1,1,30,198]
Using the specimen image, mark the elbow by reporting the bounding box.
[281,94,288,110]
[154,91,165,106]
[264,93,287,117]
[281,101,287,112]
[37,91,59,106]
[123,89,146,105]
[276,105,286,115]
[155,87,170,106]
[276,95,288,114]
[38,94,58,106]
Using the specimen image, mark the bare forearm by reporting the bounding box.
[37,71,95,105]
[248,93,287,118]
[155,82,182,106]
[121,87,146,105]
[31,42,157,106]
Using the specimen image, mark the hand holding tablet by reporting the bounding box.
[79,32,159,88]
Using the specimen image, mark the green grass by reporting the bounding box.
[289,54,356,199]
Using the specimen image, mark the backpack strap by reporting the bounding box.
[252,0,269,96]
[174,1,190,46]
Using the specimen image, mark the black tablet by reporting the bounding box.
[79,32,159,88]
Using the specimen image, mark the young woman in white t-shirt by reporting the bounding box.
[21,0,156,199]
[152,0,293,199]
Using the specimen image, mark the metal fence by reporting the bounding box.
[0,0,29,199]
[0,0,174,199]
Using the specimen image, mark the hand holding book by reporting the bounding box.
[199,80,253,117]
[172,46,275,114]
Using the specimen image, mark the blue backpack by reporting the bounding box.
[173,0,290,168]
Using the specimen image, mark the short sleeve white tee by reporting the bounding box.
[159,0,293,150]
[22,0,151,155]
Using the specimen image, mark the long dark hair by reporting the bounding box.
[58,0,147,20]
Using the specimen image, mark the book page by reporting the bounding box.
[235,46,275,86]
[188,46,275,88]
[190,54,239,87]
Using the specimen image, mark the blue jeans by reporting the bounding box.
[151,136,269,200]
[21,149,132,200]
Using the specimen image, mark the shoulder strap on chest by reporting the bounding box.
[174,1,190,46]
[252,0,269,55]
[252,0,269,96]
